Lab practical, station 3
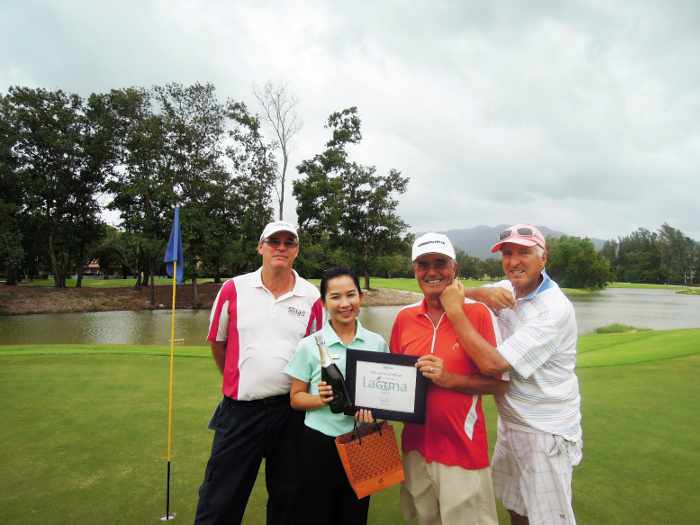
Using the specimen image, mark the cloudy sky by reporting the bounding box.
[3,1,700,240]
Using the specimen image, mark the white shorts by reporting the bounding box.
[492,419,582,525]
[400,450,498,525]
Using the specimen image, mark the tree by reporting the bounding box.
[657,223,696,284]
[615,228,663,283]
[5,87,106,287]
[103,87,173,299]
[455,249,481,279]
[0,201,24,284]
[294,107,410,289]
[599,239,619,280]
[223,101,277,275]
[153,82,230,306]
[476,258,504,280]
[546,236,612,289]
[0,94,24,284]
[372,253,412,278]
[254,82,301,220]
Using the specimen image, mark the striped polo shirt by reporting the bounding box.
[492,271,582,442]
[208,268,323,401]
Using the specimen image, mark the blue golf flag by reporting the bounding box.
[164,206,184,283]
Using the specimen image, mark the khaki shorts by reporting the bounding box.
[492,420,582,525]
[400,450,498,525]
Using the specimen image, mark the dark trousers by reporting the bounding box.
[194,396,304,525]
[294,425,370,525]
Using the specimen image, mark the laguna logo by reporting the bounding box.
[287,306,307,318]
[362,376,408,392]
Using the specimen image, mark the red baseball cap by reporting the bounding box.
[491,224,546,253]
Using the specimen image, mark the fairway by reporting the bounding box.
[1,330,699,524]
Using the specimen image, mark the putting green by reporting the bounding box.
[1,329,698,524]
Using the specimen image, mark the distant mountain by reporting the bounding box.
[431,225,605,259]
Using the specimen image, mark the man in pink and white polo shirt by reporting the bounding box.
[194,221,323,525]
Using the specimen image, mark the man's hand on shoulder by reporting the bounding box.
[468,286,516,311]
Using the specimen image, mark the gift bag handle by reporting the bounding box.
[352,419,383,445]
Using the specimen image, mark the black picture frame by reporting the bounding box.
[344,349,428,423]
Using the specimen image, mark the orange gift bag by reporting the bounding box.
[335,421,405,499]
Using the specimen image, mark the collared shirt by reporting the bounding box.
[207,268,323,401]
[491,271,582,442]
[390,299,497,470]
[285,320,389,437]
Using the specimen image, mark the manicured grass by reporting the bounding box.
[367,277,599,298]
[577,328,700,367]
[559,287,600,297]
[594,323,650,334]
[608,281,686,289]
[2,329,699,524]
[369,277,490,293]
[371,277,598,299]
[20,277,215,288]
[17,277,700,296]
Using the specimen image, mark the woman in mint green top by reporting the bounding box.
[285,267,388,525]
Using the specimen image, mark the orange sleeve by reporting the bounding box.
[389,314,403,354]
[468,303,497,347]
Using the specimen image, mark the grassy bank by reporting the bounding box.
[371,277,598,298]
[608,281,686,289]
[19,277,216,288]
[2,329,699,524]
[369,277,486,293]
[16,277,699,297]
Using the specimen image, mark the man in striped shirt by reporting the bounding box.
[194,221,323,525]
[440,224,582,525]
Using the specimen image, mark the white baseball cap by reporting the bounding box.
[411,233,456,261]
[259,220,298,241]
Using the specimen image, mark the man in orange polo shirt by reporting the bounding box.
[390,233,507,525]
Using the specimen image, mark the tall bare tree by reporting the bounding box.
[253,81,301,220]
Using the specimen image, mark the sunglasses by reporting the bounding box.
[264,238,299,248]
[499,227,536,240]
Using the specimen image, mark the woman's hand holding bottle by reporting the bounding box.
[318,380,334,406]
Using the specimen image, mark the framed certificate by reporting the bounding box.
[344,349,428,423]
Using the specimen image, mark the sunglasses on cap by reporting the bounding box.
[499,226,536,240]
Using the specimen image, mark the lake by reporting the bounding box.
[1,288,698,346]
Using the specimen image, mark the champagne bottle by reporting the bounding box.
[314,333,352,414]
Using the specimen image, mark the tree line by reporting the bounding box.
[0,84,413,297]
[600,224,699,285]
[1,83,696,294]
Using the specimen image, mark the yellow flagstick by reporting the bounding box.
[162,260,177,521]
[167,260,177,462]
[162,205,182,521]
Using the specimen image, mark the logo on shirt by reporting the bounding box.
[287,306,308,318]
